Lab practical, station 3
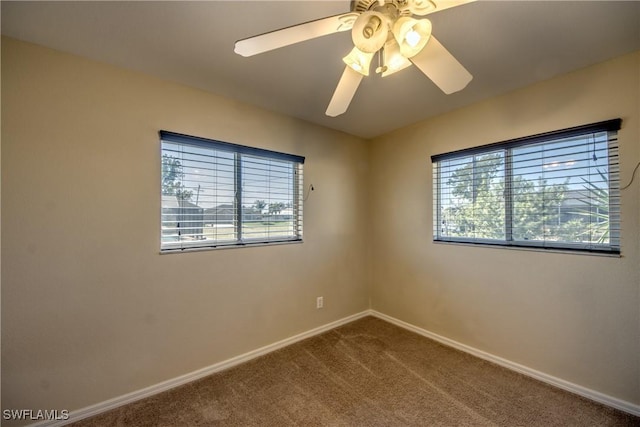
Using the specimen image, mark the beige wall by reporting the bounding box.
[370,51,640,405]
[2,34,639,418]
[1,37,370,414]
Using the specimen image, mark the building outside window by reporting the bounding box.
[160,131,304,252]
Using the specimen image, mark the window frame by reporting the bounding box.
[160,130,305,253]
[431,119,622,255]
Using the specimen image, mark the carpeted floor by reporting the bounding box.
[71,316,639,426]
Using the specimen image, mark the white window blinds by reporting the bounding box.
[160,131,304,252]
[432,119,621,254]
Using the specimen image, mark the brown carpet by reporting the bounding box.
[71,316,639,426]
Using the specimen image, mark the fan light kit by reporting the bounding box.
[235,0,474,117]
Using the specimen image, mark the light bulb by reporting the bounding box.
[405,29,421,47]
[389,57,404,68]
[363,16,382,39]
[380,40,412,77]
[393,17,432,58]
[352,11,388,53]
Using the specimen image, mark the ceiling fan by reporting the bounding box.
[234,0,474,117]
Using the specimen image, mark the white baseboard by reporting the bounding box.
[370,310,640,417]
[30,308,639,426]
[31,310,371,427]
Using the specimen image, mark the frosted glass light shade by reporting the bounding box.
[342,47,374,76]
[393,17,432,58]
[381,40,412,77]
[352,11,388,53]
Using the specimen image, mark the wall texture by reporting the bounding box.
[1,37,370,415]
[369,51,640,405]
[2,35,639,419]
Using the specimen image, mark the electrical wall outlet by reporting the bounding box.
[316,296,324,309]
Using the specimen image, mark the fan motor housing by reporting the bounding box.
[351,0,408,13]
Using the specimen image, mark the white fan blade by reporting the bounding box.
[427,0,476,15]
[326,66,363,117]
[235,13,358,57]
[410,36,472,94]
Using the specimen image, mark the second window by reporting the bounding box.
[432,119,621,254]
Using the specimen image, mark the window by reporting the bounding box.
[160,131,304,252]
[432,119,621,254]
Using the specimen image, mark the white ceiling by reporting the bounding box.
[2,1,639,139]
